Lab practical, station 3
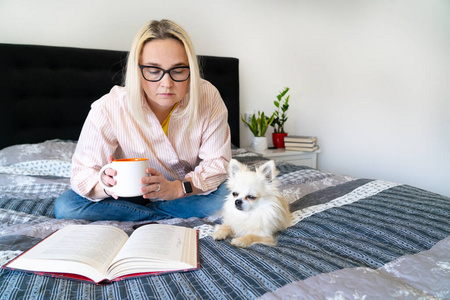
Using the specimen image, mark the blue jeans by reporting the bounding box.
[54,183,228,222]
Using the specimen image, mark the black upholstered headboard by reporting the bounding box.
[0,43,239,149]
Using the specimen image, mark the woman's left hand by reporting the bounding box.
[141,168,184,200]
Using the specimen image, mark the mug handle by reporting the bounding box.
[98,163,115,193]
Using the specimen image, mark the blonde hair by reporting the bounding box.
[125,19,200,130]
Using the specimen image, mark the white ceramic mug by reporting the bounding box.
[98,158,149,197]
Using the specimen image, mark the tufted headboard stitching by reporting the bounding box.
[0,43,239,149]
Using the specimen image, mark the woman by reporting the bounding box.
[54,19,231,221]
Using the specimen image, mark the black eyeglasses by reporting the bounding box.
[138,65,190,82]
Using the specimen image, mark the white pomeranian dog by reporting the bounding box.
[212,159,291,247]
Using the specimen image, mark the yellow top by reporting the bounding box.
[161,103,178,136]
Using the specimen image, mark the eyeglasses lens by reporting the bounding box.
[142,67,190,82]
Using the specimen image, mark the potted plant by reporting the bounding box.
[241,111,274,151]
[270,87,290,148]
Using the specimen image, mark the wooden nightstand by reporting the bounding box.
[251,148,320,169]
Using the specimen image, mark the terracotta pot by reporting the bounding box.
[272,132,288,148]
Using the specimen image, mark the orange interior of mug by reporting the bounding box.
[114,158,148,162]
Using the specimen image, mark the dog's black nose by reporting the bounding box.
[235,199,243,210]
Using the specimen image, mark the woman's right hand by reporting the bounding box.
[90,155,119,199]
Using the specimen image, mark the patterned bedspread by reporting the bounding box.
[0,140,449,299]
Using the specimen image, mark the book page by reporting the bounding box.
[8,225,128,277]
[107,224,196,277]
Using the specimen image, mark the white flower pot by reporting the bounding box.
[252,136,268,151]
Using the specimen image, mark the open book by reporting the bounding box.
[3,224,199,284]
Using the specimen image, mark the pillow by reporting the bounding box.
[0,139,77,166]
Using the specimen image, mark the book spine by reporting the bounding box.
[285,146,319,152]
[284,139,316,143]
[284,142,316,147]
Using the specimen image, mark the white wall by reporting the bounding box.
[1,0,449,197]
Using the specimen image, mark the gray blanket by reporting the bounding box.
[0,140,449,299]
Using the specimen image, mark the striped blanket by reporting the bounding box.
[0,141,449,299]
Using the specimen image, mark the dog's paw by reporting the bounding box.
[231,236,253,248]
[211,231,227,241]
[211,225,232,241]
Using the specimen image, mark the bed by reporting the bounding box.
[0,43,449,299]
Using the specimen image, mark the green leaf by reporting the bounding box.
[278,87,289,99]
[270,87,290,131]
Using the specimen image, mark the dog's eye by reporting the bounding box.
[232,192,239,197]
[246,195,257,200]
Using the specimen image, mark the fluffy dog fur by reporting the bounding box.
[212,159,291,247]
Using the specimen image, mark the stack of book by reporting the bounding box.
[284,135,319,152]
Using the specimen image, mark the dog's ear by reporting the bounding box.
[228,159,247,178]
[257,160,277,182]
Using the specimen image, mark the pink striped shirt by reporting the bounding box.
[71,79,231,199]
